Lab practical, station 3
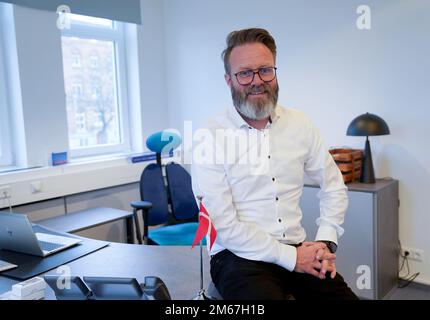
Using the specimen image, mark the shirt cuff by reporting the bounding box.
[315,225,338,244]
[276,243,297,272]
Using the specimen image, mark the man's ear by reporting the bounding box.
[224,73,232,87]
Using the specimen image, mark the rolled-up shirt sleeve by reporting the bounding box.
[303,119,348,245]
[192,154,298,272]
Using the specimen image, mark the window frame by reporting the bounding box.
[0,22,13,167]
[61,16,131,159]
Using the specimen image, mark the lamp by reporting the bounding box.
[346,113,390,183]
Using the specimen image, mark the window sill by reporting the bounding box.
[0,165,26,174]
[0,153,151,208]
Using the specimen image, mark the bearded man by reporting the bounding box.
[191,28,358,300]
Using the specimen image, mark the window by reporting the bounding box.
[0,22,12,167]
[72,83,83,99]
[61,14,130,158]
[89,53,99,68]
[75,113,86,131]
[71,53,81,68]
[91,86,101,100]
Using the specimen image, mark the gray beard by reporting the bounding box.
[231,83,279,120]
[236,100,276,120]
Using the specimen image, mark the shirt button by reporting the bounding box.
[272,177,275,182]
[278,218,282,223]
[283,233,286,237]
[268,155,271,159]
[276,197,279,201]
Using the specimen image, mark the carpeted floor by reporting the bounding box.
[386,282,430,300]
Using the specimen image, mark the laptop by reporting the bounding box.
[0,211,82,257]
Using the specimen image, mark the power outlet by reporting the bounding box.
[402,247,424,262]
[0,185,12,200]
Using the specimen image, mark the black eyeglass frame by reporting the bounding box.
[233,67,278,86]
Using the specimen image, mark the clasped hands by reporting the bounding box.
[294,241,336,280]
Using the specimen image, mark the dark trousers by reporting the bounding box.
[210,249,359,300]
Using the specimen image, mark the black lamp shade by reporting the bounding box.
[346,113,390,184]
[346,113,390,137]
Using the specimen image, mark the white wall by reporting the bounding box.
[163,0,430,284]
[136,0,169,143]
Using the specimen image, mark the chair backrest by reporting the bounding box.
[140,163,169,226]
[165,163,199,221]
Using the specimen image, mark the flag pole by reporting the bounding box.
[192,196,210,300]
[199,239,203,291]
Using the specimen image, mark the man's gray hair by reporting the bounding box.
[221,28,277,74]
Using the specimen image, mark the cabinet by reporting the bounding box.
[299,179,399,299]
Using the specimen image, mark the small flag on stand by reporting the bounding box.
[191,197,217,300]
[192,202,217,250]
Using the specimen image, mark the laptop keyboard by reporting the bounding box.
[38,240,64,252]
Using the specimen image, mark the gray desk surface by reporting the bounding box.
[36,207,134,233]
[0,243,211,300]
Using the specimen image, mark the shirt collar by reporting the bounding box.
[228,107,250,129]
[228,106,281,129]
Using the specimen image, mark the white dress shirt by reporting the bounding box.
[191,105,348,271]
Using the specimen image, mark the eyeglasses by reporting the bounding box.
[233,67,277,86]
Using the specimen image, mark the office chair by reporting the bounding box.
[130,131,205,246]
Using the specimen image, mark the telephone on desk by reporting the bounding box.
[44,275,171,300]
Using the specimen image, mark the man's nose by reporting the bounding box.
[251,72,264,86]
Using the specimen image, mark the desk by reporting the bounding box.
[0,244,211,300]
[36,207,136,244]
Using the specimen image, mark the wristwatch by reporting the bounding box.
[318,240,338,253]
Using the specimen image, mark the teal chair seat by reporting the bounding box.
[149,222,207,246]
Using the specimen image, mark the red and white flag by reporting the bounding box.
[192,202,217,250]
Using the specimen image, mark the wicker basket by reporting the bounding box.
[329,148,364,183]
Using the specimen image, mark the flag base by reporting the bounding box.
[192,289,215,300]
